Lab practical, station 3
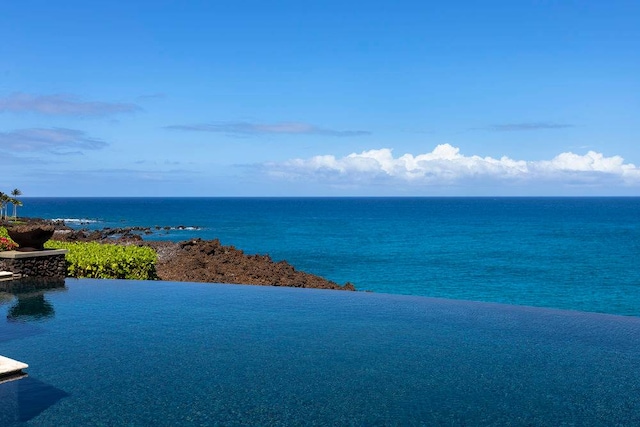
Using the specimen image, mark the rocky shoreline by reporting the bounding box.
[5,219,355,291]
[147,239,355,290]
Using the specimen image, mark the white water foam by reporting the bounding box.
[51,218,99,224]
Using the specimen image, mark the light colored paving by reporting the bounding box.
[0,355,28,377]
[0,249,67,259]
[0,271,21,282]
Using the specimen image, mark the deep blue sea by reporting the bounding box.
[20,197,640,316]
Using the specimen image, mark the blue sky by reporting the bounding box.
[1,0,638,196]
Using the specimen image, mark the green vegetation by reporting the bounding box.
[1,225,158,280]
[0,236,17,251]
[0,188,22,220]
[45,240,158,280]
[0,227,10,240]
[0,227,16,251]
[10,189,22,218]
[0,192,9,220]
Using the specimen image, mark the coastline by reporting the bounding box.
[16,219,355,291]
[11,197,640,316]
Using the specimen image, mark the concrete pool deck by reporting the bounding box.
[0,356,28,382]
[0,271,21,282]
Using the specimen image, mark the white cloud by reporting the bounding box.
[484,122,574,132]
[166,121,370,137]
[0,93,140,116]
[0,128,107,154]
[539,151,633,173]
[264,144,640,189]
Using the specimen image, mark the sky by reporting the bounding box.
[0,0,638,196]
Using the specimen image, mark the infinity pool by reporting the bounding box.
[1,279,639,425]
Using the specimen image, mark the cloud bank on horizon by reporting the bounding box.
[265,144,640,189]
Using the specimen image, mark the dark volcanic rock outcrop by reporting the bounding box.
[147,239,355,291]
[53,227,149,242]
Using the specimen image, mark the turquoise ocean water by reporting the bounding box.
[20,197,640,316]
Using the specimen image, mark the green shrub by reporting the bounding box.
[45,240,158,280]
[0,226,11,240]
[0,227,17,251]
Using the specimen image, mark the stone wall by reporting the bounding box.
[0,251,67,280]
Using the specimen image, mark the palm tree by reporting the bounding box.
[0,192,8,220]
[11,198,23,219]
[11,188,22,219]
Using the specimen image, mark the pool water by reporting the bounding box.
[1,279,639,425]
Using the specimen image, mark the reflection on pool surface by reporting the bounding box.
[1,279,639,425]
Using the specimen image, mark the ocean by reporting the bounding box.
[18,197,640,316]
